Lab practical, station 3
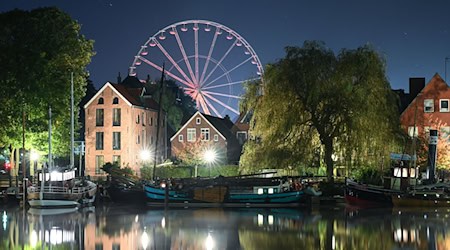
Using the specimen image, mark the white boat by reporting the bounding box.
[27,74,97,208]
[27,168,97,208]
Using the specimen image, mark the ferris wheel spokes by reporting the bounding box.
[202,56,253,89]
[172,28,197,85]
[199,27,220,85]
[203,91,242,99]
[201,39,238,87]
[202,94,222,117]
[202,92,240,115]
[194,23,199,83]
[151,38,194,86]
[139,56,195,89]
[201,79,255,90]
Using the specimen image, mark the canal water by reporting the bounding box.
[0,203,449,249]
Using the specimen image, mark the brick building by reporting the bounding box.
[170,111,243,165]
[400,73,450,138]
[84,76,167,179]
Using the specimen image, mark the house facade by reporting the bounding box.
[400,74,450,139]
[170,112,241,165]
[84,76,166,179]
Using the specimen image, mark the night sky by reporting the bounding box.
[2,0,450,92]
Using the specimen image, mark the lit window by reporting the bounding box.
[187,128,196,142]
[257,188,263,195]
[96,132,104,150]
[268,188,274,194]
[424,99,434,113]
[96,109,104,126]
[201,128,210,141]
[113,132,121,150]
[440,99,449,112]
[214,134,219,141]
[408,126,419,137]
[113,155,121,166]
[196,117,201,125]
[95,155,104,175]
[113,108,121,126]
[179,135,183,142]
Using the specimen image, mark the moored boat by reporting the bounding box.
[27,168,97,208]
[345,178,401,207]
[144,176,315,207]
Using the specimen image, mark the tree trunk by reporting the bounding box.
[323,137,334,183]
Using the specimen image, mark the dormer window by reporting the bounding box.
[113,97,119,104]
[196,117,201,125]
[424,99,434,113]
[98,97,104,105]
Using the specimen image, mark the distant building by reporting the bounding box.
[400,73,450,138]
[84,76,167,179]
[170,111,245,165]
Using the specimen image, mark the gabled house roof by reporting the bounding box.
[400,73,449,117]
[83,81,160,111]
[170,111,234,141]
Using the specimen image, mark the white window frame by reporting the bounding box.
[408,126,419,137]
[440,99,449,112]
[187,128,196,142]
[196,117,201,125]
[424,99,434,113]
[201,128,210,141]
[179,134,183,142]
[214,134,219,142]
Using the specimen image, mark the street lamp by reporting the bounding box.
[203,149,217,177]
[140,150,152,162]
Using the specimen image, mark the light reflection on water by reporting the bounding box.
[0,204,449,250]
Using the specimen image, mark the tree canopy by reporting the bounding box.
[0,7,94,164]
[240,41,403,181]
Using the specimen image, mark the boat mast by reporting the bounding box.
[152,63,165,180]
[70,72,75,170]
[42,105,52,200]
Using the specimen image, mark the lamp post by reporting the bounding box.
[203,149,216,177]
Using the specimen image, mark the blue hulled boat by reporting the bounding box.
[144,177,312,207]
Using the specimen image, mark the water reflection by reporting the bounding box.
[0,204,450,249]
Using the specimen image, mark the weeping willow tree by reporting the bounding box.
[240,41,404,182]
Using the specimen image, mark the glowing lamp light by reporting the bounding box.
[30,151,39,161]
[203,149,216,164]
[140,150,151,161]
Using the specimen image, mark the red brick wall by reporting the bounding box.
[400,75,450,136]
[85,84,165,179]
[171,113,227,161]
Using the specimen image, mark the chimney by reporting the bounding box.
[117,72,122,84]
[409,77,425,99]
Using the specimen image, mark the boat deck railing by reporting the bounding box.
[28,184,96,195]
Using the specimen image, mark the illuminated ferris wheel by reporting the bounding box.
[129,19,263,118]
